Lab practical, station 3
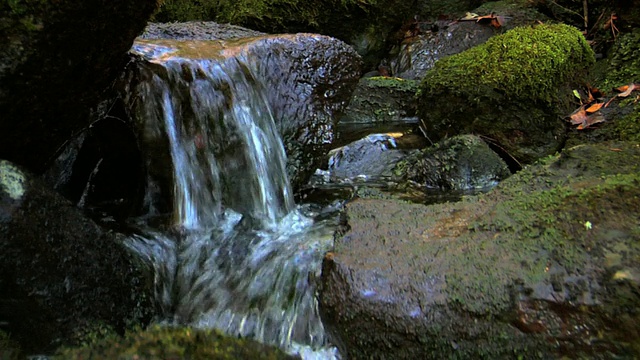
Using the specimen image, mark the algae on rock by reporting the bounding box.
[418,23,595,163]
[54,325,298,359]
[320,142,640,359]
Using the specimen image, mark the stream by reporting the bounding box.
[123,42,341,359]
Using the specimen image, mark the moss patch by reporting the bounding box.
[420,23,594,104]
[55,325,298,359]
[417,23,595,163]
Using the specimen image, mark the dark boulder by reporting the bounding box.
[0,0,158,174]
[393,134,511,191]
[0,160,153,354]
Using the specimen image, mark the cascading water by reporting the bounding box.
[124,42,338,358]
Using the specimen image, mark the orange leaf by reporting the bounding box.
[577,112,605,130]
[585,102,604,113]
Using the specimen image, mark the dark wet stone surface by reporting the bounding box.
[0,160,153,354]
[320,142,640,359]
[141,21,266,41]
[0,0,157,175]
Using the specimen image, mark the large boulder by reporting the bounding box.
[0,160,153,354]
[0,0,158,174]
[122,24,361,206]
[389,1,550,80]
[417,23,595,163]
[319,142,640,358]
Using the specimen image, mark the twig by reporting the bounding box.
[548,0,585,22]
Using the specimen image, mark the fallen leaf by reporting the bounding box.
[585,102,604,113]
[460,12,479,20]
[568,106,588,125]
[490,16,504,28]
[577,112,605,130]
[615,83,640,97]
[572,89,582,100]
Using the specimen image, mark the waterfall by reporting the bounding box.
[124,42,336,358]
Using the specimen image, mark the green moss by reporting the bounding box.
[420,23,595,105]
[614,104,640,142]
[436,143,640,313]
[0,330,23,360]
[364,76,419,90]
[153,0,376,32]
[595,30,640,91]
[54,325,297,359]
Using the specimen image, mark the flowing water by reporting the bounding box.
[124,42,338,358]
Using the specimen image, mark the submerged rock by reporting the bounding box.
[0,160,153,353]
[393,134,511,191]
[319,142,640,359]
[417,23,595,163]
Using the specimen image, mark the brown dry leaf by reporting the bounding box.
[568,106,588,125]
[585,102,604,113]
[490,16,505,28]
[577,112,605,130]
[615,83,640,97]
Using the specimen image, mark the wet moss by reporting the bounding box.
[54,325,298,360]
[420,23,595,105]
[445,142,640,314]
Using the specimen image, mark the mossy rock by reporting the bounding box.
[340,76,419,123]
[320,141,640,359]
[393,134,511,190]
[418,23,595,164]
[55,325,299,359]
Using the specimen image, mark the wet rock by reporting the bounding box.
[0,0,158,174]
[325,134,406,181]
[319,142,640,359]
[340,77,419,124]
[389,1,549,79]
[0,160,153,354]
[124,27,362,194]
[393,134,511,191]
[417,23,595,164]
[140,21,266,40]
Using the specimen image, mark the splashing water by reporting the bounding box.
[125,42,338,358]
